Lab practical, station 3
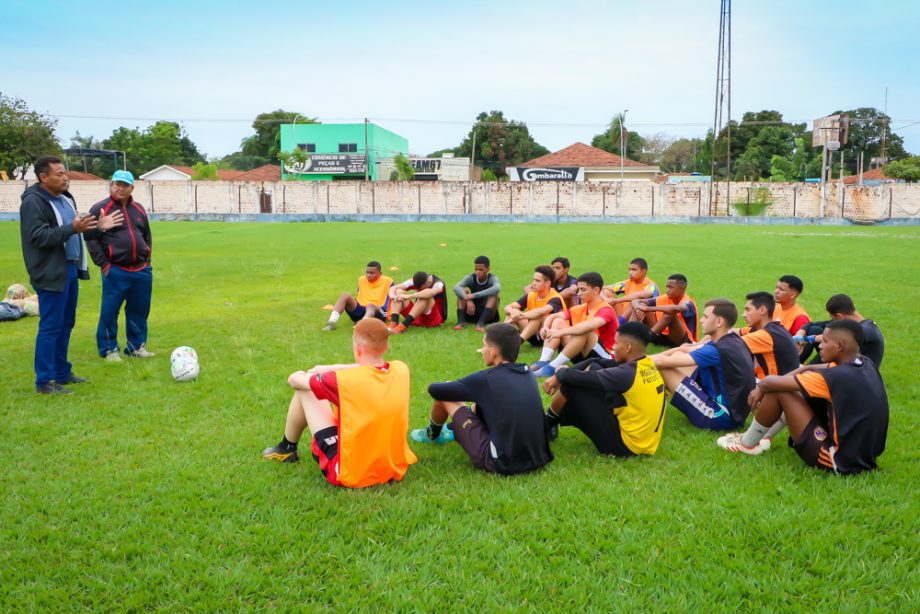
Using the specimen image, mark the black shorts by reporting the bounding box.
[527,333,543,347]
[345,303,386,323]
[558,383,634,457]
[310,425,342,486]
[649,332,688,348]
[468,298,500,324]
[450,406,498,473]
[583,347,612,361]
[791,416,837,473]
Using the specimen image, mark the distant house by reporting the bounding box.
[65,170,104,181]
[231,164,282,181]
[140,165,244,181]
[842,167,900,186]
[509,142,659,182]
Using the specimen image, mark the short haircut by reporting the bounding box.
[825,318,864,347]
[779,275,804,294]
[534,265,554,283]
[474,255,490,267]
[825,293,856,316]
[412,271,428,289]
[353,318,389,352]
[366,260,381,270]
[485,322,523,362]
[551,256,570,269]
[617,321,652,347]
[630,257,649,270]
[745,291,775,315]
[34,156,63,182]
[705,298,738,328]
[577,271,604,289]
[668,273,688,286]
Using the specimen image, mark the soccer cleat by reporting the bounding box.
[716,432,765,456]
[322,322,337,332]
[474,326,485,332]
[386,321,399,330]
[104,350,122,362]
[57,374,88,385]
[126,344,155,358]
[262,444,300,463]
[390,323,407,335]
[529,360,549,372]
[36,382,72,395]
[534,363,556,378]
[453,324,464,331]
[410,426,455,444]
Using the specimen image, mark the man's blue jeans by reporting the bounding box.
[96,265,153,356]
[34,264,79,386]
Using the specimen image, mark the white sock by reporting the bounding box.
[591,342,611,359]
[539,346,555,362]
[549,353,570,369]
[763,414,787,439]
[328,311,340,324]
[741,418,770,448]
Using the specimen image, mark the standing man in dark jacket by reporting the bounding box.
[19,156,122,394]
[85,170,155,361]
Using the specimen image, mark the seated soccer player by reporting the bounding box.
[387,271,448,334]
[410,323,554,475]
[542,322,667,456]
[719,320,888,474]
[533,272,619,378]
[602,257,659,323]
[322,261,393,331]
[551,256,579,306]
[652,299,756,431]
[505,265,565,353]
[630,273,698,347]
[798,294,885,367]
[262,318,418,488]
[772,274,811,336]
[714,292,801,454]
[453,255,501,331]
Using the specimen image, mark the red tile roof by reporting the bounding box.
[65,170,104,180]
[520,142,646,168]
[232,164,281,181]
[842,167,895,184]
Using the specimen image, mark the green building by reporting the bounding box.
[279,122,409,181]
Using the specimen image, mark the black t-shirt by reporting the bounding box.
[554,274,579,305]
[859,319,885,368]
[713,333,756,423]
[427,363,553,474]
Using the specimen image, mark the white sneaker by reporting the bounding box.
[104,350,122,362]
[127,344,156,358]
[716,432,765,456]
[759,437,773,452]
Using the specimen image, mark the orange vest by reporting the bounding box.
[774,303,809,334]
[656,293,698,342]
[356,275,393,307]
[526,288,565,312]
[336,361,417,488]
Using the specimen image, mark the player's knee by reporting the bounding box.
[288,370,308,388]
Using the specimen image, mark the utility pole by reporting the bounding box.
[470,126,477,181]
[880,87,888,166]
[364,117,369,182]
[620,109,628,183]
[709,0,731,215]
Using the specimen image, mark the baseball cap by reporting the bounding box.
[112,170,135,185]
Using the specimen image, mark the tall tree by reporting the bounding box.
[0,93,62,179]
[101,121,204,175]
[591,114,643,160]
[453,111,549,176]
[241,109,317,165]
[659,138,704,174]
[882,156,920,182]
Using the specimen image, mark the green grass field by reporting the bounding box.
[1,221,918,611]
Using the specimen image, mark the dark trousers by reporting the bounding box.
[34,264,79,386]
[96,266,153,356]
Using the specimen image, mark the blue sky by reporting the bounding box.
[3,0,918,159]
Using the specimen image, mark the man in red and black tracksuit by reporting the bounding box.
[85,170,155,361]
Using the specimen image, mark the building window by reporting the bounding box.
[297,143,316,152]
[339,143,358,153]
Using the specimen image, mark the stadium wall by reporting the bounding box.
[1,180,919,221]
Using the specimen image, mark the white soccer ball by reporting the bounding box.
[170,346,199,382]
[171,346,198,363]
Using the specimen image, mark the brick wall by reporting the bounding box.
[2,179,919,220]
